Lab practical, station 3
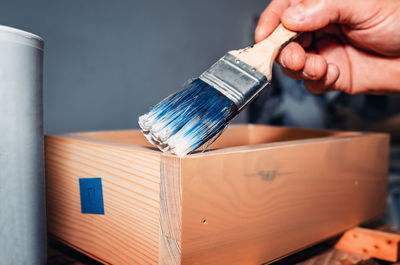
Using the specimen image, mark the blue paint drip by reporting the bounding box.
[79,178,105,215]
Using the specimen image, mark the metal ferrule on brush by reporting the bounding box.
[199,53,269,111]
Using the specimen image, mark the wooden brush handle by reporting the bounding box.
[229,24,297,81]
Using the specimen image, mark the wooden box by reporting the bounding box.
[45,124,390,265]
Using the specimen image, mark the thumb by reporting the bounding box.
[281,0,374,31]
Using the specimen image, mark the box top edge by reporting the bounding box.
[45,126,390,159]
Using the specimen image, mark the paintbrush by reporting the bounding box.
[139,24,297,156]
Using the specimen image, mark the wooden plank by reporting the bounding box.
[46,135,161,264]
[335,227,400,262]
[296,249,378,265]
[272,241,379,265]
[159,156,182,265]
[178,133,389,264]
[247,124,360,145]
[74,130,154,147]
[70,125,358,151]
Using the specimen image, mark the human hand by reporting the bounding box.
[255,0,400,94]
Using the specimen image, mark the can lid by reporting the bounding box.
[0,25,44,50]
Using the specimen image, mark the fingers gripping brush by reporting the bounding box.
[139,24,297,156]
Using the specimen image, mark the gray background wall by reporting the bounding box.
[0,0,268,133]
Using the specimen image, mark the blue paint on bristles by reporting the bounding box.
[139,24,297,157]
[139,78,238,156]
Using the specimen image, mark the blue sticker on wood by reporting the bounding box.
[79,178,105,215]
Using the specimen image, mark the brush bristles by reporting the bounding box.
[138,78,238,156]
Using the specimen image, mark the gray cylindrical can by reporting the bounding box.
[0,26,46,264]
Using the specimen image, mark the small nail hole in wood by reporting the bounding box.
[203,219,207,224]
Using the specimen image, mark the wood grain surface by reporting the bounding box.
[159,156,182,265]
[46,125,390,265]
[46,135,161,264]
[178,132,389,264]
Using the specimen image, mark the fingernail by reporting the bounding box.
[302,71,315,79]
[285,4,305,21]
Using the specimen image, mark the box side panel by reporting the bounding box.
[46,136,161,265]
[159,156,182,265]
[247,125,359,145]
[58,125,358,151]
[180,134,389,265]
[74,130,154,147]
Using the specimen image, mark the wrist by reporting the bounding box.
[363,57,400,94]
